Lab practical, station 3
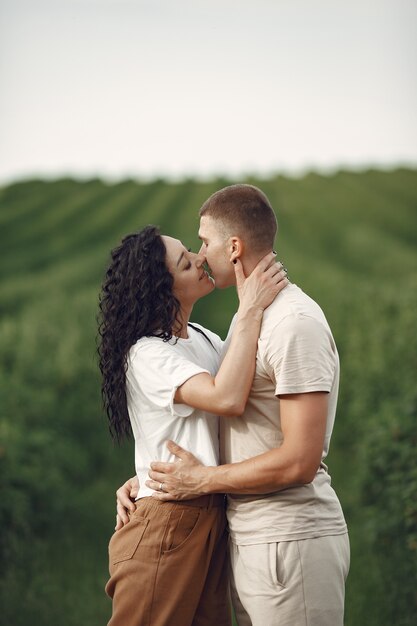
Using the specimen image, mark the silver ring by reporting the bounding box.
[159,482,164,492]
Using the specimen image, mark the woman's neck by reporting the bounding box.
[172,305,193,338]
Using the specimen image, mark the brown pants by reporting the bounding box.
[105,495,231,626]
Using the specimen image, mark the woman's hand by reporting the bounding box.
[235,252,288,312]
[115,475,139,530]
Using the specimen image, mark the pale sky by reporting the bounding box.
[1,0,416,182]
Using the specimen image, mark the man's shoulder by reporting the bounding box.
[263,283,322,322]
[260,284,331,343]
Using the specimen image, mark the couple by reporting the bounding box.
[98,184,349,626]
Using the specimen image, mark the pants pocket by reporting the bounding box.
[162,507,201,554]
[268,541,286,588]
[109,515,149,564]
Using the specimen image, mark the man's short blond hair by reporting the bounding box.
[199,184,277,253]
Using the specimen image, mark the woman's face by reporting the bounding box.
[162,235,215,307]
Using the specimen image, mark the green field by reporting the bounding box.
[1,170,416,625]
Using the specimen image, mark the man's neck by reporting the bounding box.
[240,249,273,277]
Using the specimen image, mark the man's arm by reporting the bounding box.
[147,391,328,498]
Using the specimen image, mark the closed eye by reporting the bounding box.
[184,247,192,270]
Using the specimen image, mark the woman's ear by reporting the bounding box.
[229,236,243,263]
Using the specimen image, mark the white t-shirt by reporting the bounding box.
[221,284,347,544]
[126,323,223,500]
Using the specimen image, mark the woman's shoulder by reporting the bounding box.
[188,323,223,352]
[129,335,171,360]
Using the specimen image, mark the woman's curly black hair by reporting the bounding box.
[97,225,181,443]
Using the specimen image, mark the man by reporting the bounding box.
[116,184,349,626]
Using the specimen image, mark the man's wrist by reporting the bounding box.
[201,465,222,494]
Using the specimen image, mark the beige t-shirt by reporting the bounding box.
[221,284,347,545]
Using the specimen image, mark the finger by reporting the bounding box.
[278,275,289,287]
[129,484,139,498]
[265,266,287,283]
[279,267,289,280]
[166,439,197,462]
[254,251,277,273]
[116,501,131,525]
[270,274,289,291]
[150,461,175,473]
[232,258,246,290]
[148,470,170,483]
[275,261,287,274]
[277,277,289,289]
[151,491,178,501]
[145,478,167,491]
[116,488,136,512]
[122,475,139,499]
[264,260,285,277]
[275,261,288,278]
[274,269,288,283]
[115,514,125,531]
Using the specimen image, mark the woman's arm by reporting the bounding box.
[175,253,288,417]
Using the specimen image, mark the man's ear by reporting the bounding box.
[229,236,244,263]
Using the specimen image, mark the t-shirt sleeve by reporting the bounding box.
[262,315,337,396]
[128,342,210,417]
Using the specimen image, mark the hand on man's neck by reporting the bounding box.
[238,250,274,279]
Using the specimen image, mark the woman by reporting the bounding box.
[98,225,288,626]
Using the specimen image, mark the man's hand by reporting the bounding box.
[146,441,211,501]
[115,475,139,530]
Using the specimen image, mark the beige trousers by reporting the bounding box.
[105,495,231,626]
[230,533,350,626]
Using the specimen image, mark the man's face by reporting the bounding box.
[198,216,235,289]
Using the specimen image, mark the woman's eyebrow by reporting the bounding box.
[176,251,185,267]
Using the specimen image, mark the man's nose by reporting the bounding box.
[195,251,206,267]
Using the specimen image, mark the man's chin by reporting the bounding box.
[213,279,233,290]
[208,270,234,290]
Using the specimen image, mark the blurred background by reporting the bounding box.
[0,1,416,624]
